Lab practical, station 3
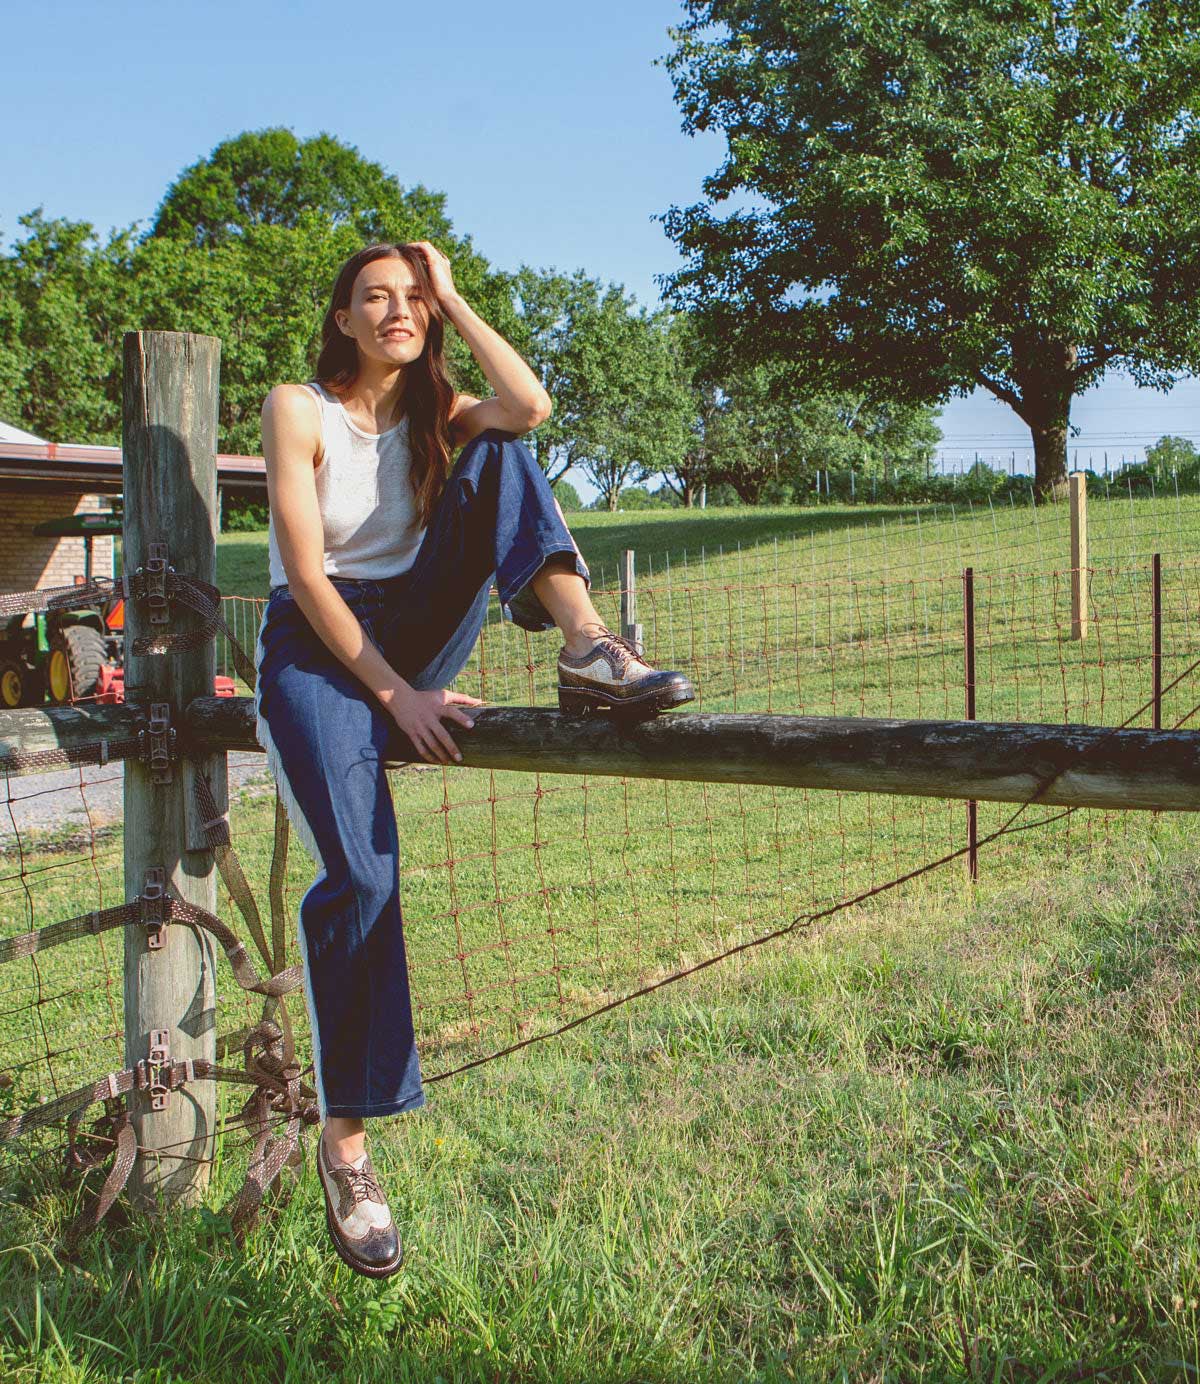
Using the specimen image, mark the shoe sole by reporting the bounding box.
[324,1201,404,1279]
[557,680,695,718]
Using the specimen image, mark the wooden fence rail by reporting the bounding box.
[5,699,1200,813]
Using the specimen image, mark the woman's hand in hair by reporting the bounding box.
[408,240,459,311]
[383,683,485,766]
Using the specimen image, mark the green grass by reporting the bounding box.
[3,494,1199,1377]
[214,488,1200,601]
[4,842,1200,1378]
[214,490,1200,733]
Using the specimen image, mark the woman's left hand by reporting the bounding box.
[409,241,459,309]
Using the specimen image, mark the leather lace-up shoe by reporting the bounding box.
[317,1134,403,1279]
[558,622,695,718]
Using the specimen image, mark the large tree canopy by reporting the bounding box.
[656,0,1200,493]
[151,127,455,250]
[0,132,517,455]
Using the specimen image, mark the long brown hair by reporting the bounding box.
[313,242,457,529]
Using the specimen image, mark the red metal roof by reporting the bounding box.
[0,441,266,492]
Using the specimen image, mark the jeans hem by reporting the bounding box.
[324,1089,427,1118]
[501,546,591,632]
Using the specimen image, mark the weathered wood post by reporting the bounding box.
[1070,471,1089,640]
[122,331,223,1208]
[620,548,643,655]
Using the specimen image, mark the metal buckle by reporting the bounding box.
[140,867,167,949]
[139,542,172,626]
[137,702,176,785]
[136,1029,171,1111]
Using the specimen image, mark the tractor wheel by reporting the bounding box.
[0,657,36,709]
[46,626,108,704]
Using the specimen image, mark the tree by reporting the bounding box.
[1,132,517,454]
[706,362,806,503]
[0,210,132,443]
[152,127,456,251]
[1145,434,1199,475]
[807,395,942,481]
[503,267,609,485]
[696,359,941,502]
[656,1,1200,495]
[569,290,694,511]
[659,312,721,507]
[550,477,584,511]
[146,130,515,433]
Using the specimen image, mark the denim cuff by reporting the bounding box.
[323,1088,428,1119]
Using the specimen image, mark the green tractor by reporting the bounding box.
[1,500,237,709]
[1,504,126,709]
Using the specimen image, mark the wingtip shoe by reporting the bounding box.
[558,622,695,718]
[317,1134,403,1279]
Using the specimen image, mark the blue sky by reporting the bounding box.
[6,1,1196,494]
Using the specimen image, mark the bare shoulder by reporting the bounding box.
[262,383,322,469]
[263,382,320,427]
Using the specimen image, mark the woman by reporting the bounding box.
[252,240,693,1279]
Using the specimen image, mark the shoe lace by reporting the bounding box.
[340,1163,384,1206]
[580,621,647,671]
[325,1143,385,1206]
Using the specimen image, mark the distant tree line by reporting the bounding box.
[0,129,941,519]
[9,0,1200,524]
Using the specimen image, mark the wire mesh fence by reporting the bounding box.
[4,539,1195,1135]
[623,489,1200,592]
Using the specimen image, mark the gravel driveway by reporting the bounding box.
[1,751,276,853]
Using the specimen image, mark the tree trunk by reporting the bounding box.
[729,474,766,504]
[1030,420,1070,499]
[1011,340,1076,499]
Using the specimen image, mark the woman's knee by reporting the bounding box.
[455,428,536,481]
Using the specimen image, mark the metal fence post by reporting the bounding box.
[964,566,978,882]
[1152,552,1162,731]
[1070,471,1089,640]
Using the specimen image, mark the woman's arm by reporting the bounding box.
[262,384,414,707]
[411,241,552,446]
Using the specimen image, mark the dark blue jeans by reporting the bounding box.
[252,429,590,1120]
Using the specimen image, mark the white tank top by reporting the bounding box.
[266,380,427,588]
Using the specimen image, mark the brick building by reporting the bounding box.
[0,421,266,594]
[0,421,118,592]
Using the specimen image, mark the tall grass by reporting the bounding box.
[3,496,1198,1378]
[4,842,1200,1378]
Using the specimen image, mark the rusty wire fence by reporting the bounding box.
[3,544,1196,1141]
[576,486,1200,592]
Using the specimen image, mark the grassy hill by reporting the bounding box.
[3,495,1199,1377]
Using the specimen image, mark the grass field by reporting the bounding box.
[3,494,1199,1377]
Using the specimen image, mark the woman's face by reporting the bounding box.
[336,258,431,367]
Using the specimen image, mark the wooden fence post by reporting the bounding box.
[122,330,224,1209]
[621,549,643,654]
[1070,471,1089,640]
